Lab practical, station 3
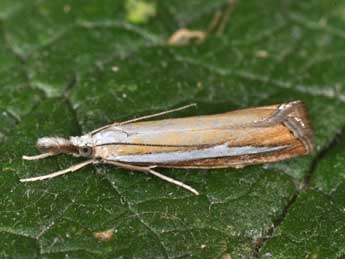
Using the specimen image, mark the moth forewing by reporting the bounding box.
[21,101,313,195]
[93,100,313,167]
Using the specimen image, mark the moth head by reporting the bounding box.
[36,137,79,156]
[36,136,94,158]
[70,135,94,157]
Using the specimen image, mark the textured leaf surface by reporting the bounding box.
[1,1,345,258]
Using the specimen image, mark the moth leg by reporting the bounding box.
[20,159,96,182]
[22,152,57,161]
[102,160,199,195]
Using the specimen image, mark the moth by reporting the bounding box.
[21,101,313,195]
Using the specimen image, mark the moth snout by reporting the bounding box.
[36,137,78,154]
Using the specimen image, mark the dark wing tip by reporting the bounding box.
[282,101,314,153]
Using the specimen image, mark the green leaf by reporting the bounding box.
[1,1,345,258]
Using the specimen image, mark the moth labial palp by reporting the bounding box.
[21,101,313,195]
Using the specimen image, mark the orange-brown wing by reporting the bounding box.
[93,101,313,168]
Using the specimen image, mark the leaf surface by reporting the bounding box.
[1,1,345,258]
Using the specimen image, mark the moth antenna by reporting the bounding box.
[90,103,197,135]
[120,103,197,125]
